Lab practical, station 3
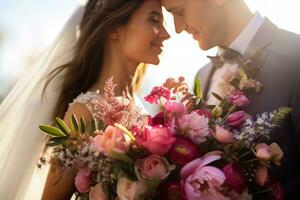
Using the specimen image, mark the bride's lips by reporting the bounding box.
[151,43,163,52]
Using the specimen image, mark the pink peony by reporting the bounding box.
[255,166,269,186]
[144,86,171,104]
[136,125,175,155]
[168,136,201,166]
[227,90,249,107]
[178,112,209,144]
[222,163,247,194]
[75,169,92,193]
[89,183,108,200]
[226,111,246,127]
[165,101,187,119]
[181,151,229,200]
[194,109,212,119]
[135,154,175,180]
[91,126,129,157]
[212,125,235,143]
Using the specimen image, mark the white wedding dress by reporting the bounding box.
[0,5,85,200]
[0,4,148,198]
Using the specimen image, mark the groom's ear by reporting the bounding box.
[213,0,226,6]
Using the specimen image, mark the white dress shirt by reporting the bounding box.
[207,12,264,105]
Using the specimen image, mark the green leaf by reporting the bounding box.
[271,107,293,125]
[39,125,67,137]
[55,117,70,136]
[97,119,106,130]
[91,119,97,132]
[46,137,68,147]
[110,151,133,164]
[194,78,203,99]
[79,117,86,133]
[71,115,79,133]
[212,92,223,101]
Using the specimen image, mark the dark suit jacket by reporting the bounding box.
[196,19,300,199]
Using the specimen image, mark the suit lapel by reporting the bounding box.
[243,18,279,71]
[197,19,278,101]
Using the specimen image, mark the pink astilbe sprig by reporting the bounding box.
[96,77,147,129]
[103,76,118,100]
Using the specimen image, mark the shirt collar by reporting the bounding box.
[229,12,264,54]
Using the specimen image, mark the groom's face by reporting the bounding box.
[162,0,227,50]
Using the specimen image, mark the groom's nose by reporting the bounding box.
[174,17,186,33]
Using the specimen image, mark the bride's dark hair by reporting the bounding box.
[44,0,146,118]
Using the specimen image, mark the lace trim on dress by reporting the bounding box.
[68,90,102,121]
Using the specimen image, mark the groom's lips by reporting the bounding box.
[192,32,199,40]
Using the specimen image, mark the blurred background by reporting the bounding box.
[1,0,300,110]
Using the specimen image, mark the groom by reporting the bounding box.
[162,0,300,199]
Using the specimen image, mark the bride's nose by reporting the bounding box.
[160,26,170,41]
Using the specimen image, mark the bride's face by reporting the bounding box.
[117,0,170,65]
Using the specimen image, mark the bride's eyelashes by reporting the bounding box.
[148,13,163,25]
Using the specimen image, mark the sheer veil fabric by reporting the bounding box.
[0,6,85,199]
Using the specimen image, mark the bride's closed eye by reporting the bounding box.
[148,12,163,25]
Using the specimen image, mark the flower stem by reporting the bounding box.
[159,98,167,123]
[240,158,257,165]
[252,187,272,195]
[238,151,252,159]
[224,105,237,119]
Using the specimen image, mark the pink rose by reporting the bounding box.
[223,163,247,194]
[178,112,209,144]
[254,143,272,161]
[135,154,175,180]
[91,126,129,157]
[168,136,201,166]
[226,111,245,127]
[269,143,283,166]
[267,179,284,200]
[89,183,108,200]
[136,126,175,155]
[165,101,187,118]
[194,109,212,119]
[227,90,249,107]
[144,86,171,104]
[75,169,92,193]
[181,151,229,200]
[255,166,269,186]
[212,125,235,143]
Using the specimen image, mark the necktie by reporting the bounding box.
[207,47,242,68]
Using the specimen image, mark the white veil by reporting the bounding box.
[0,5,85,199]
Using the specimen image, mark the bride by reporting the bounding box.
[0,0,169,199]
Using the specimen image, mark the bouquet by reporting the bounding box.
[39,76,291,200]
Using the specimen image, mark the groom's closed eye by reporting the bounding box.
[172,8,185,17]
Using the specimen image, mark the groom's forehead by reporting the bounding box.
[161,0,185,11]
